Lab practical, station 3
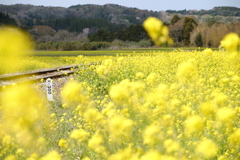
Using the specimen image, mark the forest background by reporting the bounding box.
[0,4,240,50]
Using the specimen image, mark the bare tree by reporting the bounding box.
[190,22,240,47]
[169,18,184,43]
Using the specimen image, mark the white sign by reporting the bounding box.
[46,78,54,101]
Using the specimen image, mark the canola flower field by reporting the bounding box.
[0,17,240,160]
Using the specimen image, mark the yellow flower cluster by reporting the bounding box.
[55,45,239,159]
[0,26,33,74]
[40,151,61,160]
[1,84,50,147]
[61,80,89,107]
[95,59,114,77]
[0,26,61,160]
[176,58,197,83]
[220,32,240,52]
[70,129,89,142]
[184,115,204,135]
[109,79,145,104]
[143,17,173,46]
[143,125,161,146]
[109,115,134,142]
[196,139,218,158]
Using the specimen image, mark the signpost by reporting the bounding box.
[46,78,54,101]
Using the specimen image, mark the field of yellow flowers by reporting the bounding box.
[0,18,240,160]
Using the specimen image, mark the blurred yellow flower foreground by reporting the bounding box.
[143,17,173,46]
[0,26,34,74]
[0,27,61,160]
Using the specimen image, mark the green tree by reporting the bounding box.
[89,29,113,42]
[122,25,148,42]
[183,17,197,45]
[207,19,217,27]
[171,15,180,25]
[194,32,203,47]
[0,12,18,26]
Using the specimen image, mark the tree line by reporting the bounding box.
[35,40,152,51]
[24,18,126,33]
[1,10,240,50]
[88,24,148,42]
[166,6,240,16]
[190,22,240,47]
[0,12,17,26]
[169,15,240,47]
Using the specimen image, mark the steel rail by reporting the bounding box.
[0,64,79,81]
[0,62,99,87]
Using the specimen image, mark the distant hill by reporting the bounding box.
[166,6,240,16]
[166,7,240,17]
[0,12,17,26]
[0,4,158,26]
[0,4,239,32]
[0,4,239,39]
[1,4,239,49]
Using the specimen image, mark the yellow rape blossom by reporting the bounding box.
[26,153,39,160]
[58,139,68,149]
[1,83,50,148]
[109,116,134,142]
[140,150,161,160]
[108,145,139,160]
[109,79,131,103]
[4,155,16,160]
[70,129,89,142]
[88,131,108,156]
[200,101,217,116]
[203,48,213,55]
[212,91,228,106]
[88,131,103,149]
[196,138,218,158]
[220,32,240,52]
[136,72,145,79]
[95,59,113,76]
[216,107,235,123]
[217,155,228,160]
[143,125,160,146]
[82,157,91,160]
[109,79,145,104]
[228,128,240,146]
[163,139,180,153]
[145,73,158,85]
[61,80,88,106]
[40,150,61,160]
[143,17,173,46]
[16,148,25,156]
[0,26,33,74]
[176,59,197,82]
[184,115,203,135]
[84,108,104,124]
[146,84,170,105]
[2,135,13,146]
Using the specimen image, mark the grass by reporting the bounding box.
[1,47,220,75]
[32,49,170,57]
[32,48,219,57]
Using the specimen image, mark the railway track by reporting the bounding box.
[0,63,97,87]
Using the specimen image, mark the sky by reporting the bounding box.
[0,0,240,11]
